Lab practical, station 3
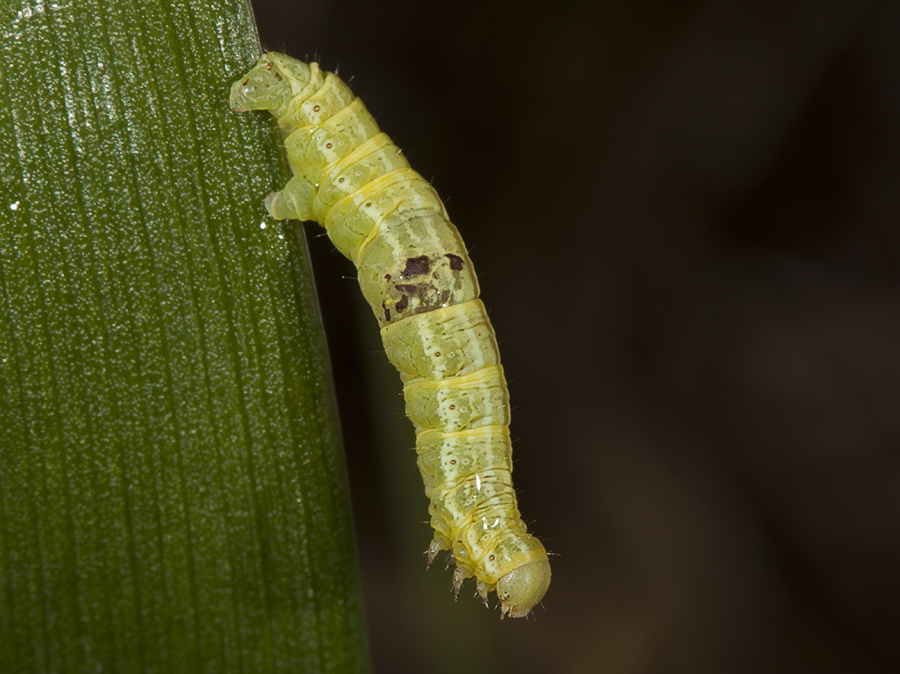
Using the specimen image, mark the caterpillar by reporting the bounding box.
[230,53,550,618]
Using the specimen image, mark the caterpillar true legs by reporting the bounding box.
[230,53,550,618]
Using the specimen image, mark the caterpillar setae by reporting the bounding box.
[230,53,550,618]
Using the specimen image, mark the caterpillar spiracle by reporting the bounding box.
[230,53,551,618]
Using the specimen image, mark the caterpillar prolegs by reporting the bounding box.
[230,53,551,618]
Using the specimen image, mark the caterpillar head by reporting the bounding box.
[230,53,311,115]
[495,559,551,618]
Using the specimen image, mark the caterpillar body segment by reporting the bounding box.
[230,53,550,618]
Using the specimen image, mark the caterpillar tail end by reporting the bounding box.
[496,559,552,619]
[229,54,292,114]
[229,72,264,113]
[229,85,251,112]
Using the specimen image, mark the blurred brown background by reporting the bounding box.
[249,1,900,672]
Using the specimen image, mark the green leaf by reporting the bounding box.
[0,1,369,672]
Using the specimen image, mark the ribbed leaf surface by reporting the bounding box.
[0,1,369,672]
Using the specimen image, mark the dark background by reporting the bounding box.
[250,1,900,672]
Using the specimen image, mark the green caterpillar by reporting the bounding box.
[230,53,550,618]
